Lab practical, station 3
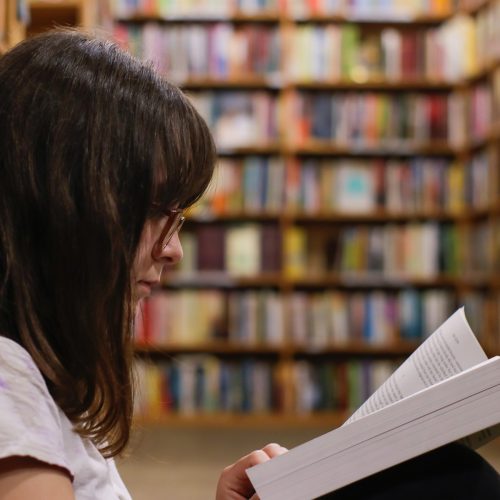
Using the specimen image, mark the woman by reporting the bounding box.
[0,29,284,499]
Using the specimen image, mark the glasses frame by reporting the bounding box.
[153,208,185,256]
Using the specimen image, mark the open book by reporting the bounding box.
[247,307,500,500]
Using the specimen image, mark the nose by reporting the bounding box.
[155,232,183,265]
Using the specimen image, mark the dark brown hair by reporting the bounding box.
[0,29,215,456]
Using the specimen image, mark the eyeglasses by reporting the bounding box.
[153,208,185,255]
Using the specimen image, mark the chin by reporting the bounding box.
[136,281,152,298]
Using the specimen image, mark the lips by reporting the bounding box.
[139,280,159,287]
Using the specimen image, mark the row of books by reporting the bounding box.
[292,359,400,413]
[291,88,491,147]
[135,289,490,347]
[179,223,282,274]
[182,86,494,149]
[134,356,438,416]
[135,289,284,345]
[114,22,281,81]
[465,82,493,142]
[288,0,457,18]
[112,0,457,19]
[288,20,476,82]
[193,153,493,216]
[114,14,491,84]
[189,92,279,149]
[172,221,496,277]
[134,356,279,415]
[285,222,472,278]
[331,222,490,276]
[494,67,500,122]
[461,222,497,275]
[289,289,456,346]
[286,153,493,213]
[134,356,402,416]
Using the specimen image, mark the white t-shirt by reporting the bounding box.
[0,336,132,500]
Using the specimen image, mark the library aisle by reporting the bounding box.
[116,426,500,500]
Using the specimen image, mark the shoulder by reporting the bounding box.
[0,336,60,421]
[0,337,133,500]
[0,336,70,474]
[0,336,46,384]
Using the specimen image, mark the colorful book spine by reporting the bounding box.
[289,289,456,346]
[285,223,466,278]
[177,223,282,275]
[292,91,450,145]
[193,154,495,217]
[190,157,286,216]
[136,289,285,345]
[292,359,400,414]
[189,91,279,149]
[134,356,280,416]
[288,25,452,82]
[113,22,281,82]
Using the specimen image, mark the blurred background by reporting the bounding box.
[2,0,499,497]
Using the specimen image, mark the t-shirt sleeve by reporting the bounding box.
[0,339,73,477]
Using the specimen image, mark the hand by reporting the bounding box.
[215,442,288,500]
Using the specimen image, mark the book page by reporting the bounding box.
[345,307,487,424]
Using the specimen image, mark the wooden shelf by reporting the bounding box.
[291,13,452,26]
[159,272,497,290]
[26,0,95,35]
[134,340,418,356]
[189,211,282,222]
[115,11,452,26]
[460,0,494,16]
[134,411,347,429]
[288,274,494,289]
[288,210,485,223]
[135,341,283,355]
[29,0,83,8]
[213,119,500,158]
[289,140,455,157]
[181,76,282,90]
[115,12,281,24]
[217,144,282,156]
[162,271,283,288]
[292,79,454,91]
[187,207,496,223]
[177,74,498,92]
[176,74,499,92]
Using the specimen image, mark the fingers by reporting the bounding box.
[261,443,288,459]
[243,443,288,469]
[216,444,288,500]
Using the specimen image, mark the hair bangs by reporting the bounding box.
[152,90,216,213]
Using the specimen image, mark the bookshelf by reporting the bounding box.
[113,0,500,426]
[4,0,98,41]
[34,0,100,32]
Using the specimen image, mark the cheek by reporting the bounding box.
[133,224,155,276]
[132,244,148,277]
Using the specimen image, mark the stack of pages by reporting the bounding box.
[247,307,500,500]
